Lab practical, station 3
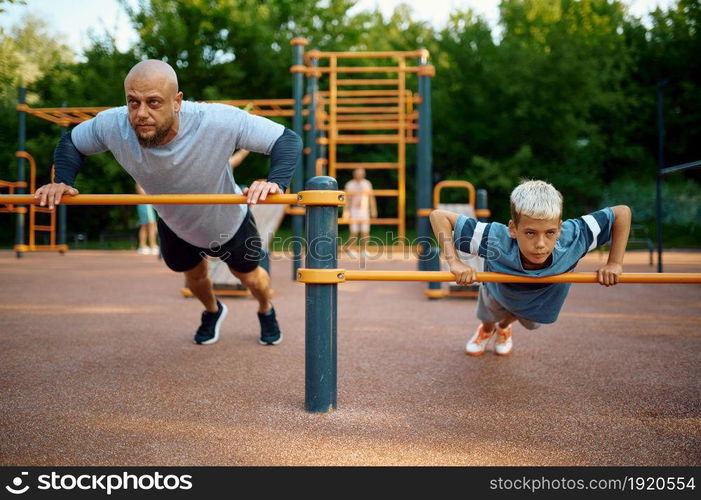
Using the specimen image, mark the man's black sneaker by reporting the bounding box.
[194,300,228,345]
[258,307,282,345]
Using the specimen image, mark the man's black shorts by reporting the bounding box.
[157,210,263,273]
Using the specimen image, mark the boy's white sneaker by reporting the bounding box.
[465,324,494,356]
[137,247,150,255]
[495,324,513,356]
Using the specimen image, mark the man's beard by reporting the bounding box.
[133,119,173,147]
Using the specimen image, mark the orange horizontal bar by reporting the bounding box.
[335,163,399,169]
[341,271,701,284]
[0,180,27,188]
[336,79,400,85]
[17,98,309,124]
[0,194,299,205]
[213,99,295,106]
[334,113,418,122]
[316,66,421,74]
[308,50,425,59]
[333,97,402,104]
[339,218,399,225]
[370,189,399,196]
[334,90,402,96]
[334,135,402,144]
[331,122,417,131]
[336,106,399,113]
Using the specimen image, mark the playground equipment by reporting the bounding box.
[3,177,700,415]
[12,38,438,274]
[2,151,67,253]
[655,158,701,272]
[0,175,27,214]
[297,47,426,243]
[422,180,490,299]
[291,40,438,263]
[293,176,701,413]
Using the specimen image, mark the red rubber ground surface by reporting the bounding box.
[1,249,699,465]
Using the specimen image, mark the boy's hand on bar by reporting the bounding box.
[596,263,623,287]
[449,261,476,285]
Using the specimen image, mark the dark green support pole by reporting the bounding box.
[416,71,426,272]
[416,53,433,271]
[291,38,307,280]
[15,86,27,258]
[416,54,436,302]
[58,103,68,251]
[305,57,319,183]
[304,176,338,413]
[655,80,667,273]
[426,246,442,295]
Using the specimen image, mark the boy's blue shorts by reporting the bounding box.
[476,284,541,330]
[137,204,156,225]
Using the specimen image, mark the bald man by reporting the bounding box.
[35,59,302,347]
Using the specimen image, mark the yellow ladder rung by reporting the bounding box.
[335,90,401,97]
[335,163,399,170]
[335,135,402,144]
[335,97,402,104]
[335,114,408,121]
[336,106,399,113]
[339,218,400,225]
[336,79,400,85]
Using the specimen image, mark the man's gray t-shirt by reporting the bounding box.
[71,101,284,248]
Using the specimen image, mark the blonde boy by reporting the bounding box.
[430,180,631,356]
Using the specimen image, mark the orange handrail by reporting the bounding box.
[342,270,701,284]
[433,180,476,209]
[0,193,300,206]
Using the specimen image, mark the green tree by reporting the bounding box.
[432,0,637,219]
[120,0,367,100]
[0,14,75,244]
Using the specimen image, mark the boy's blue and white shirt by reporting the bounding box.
[453,208,615,323]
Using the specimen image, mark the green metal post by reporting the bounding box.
[305,58,318,183]
[426,246,442,293]
[15,86,27,258]
[291,39,306,279]
[304,176,338,413]
[655,80,667,273]
[416,54,433,270]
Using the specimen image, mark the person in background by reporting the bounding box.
[135,182,159,255]
[343,168,377,259]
